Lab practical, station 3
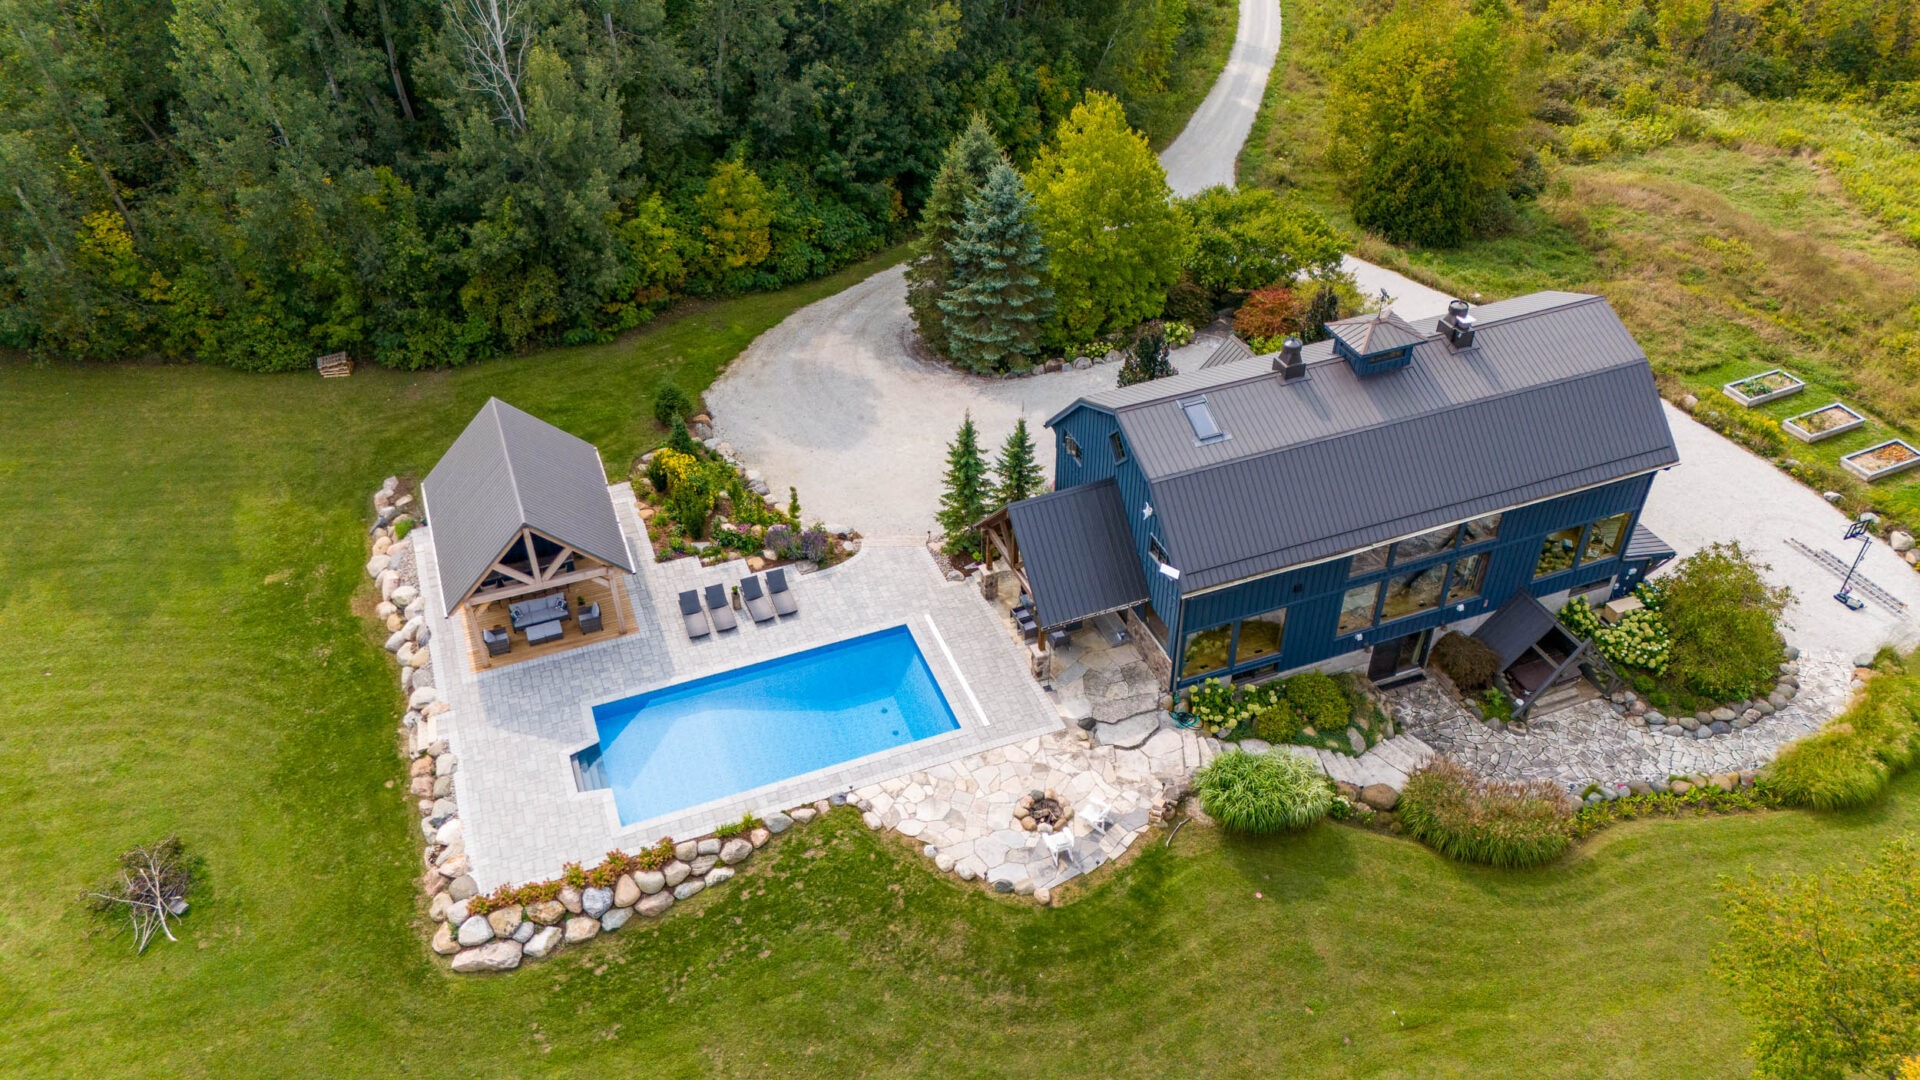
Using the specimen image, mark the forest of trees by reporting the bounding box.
[0,0,1202,369]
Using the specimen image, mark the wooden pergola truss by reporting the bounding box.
[459,526,630,635]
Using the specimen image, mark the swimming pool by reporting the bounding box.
[576,625,962,827]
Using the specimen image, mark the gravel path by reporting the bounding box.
[706,0,1477,535]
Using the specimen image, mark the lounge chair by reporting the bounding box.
[704,584,738,632]
[482,626,511,657]
[679,590,711,639]
[577,602,603,634]
[766,567,798,616]
[740,575,776,623]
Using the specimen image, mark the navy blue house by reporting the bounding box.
[981,292,1682,695]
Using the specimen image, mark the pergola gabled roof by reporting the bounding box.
[422,398,634,612]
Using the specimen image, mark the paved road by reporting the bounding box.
[1161,0,1280,197]
[709,0,1455,537]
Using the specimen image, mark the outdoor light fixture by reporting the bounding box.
[1834,513,1874,611]
[1157,562,1181,581]
[1142,502,1154,520]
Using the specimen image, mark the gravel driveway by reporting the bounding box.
[707,0,1465,536]
[1641,401,1920,658]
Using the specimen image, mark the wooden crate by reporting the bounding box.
[316,352,354,378]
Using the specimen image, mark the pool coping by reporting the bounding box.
[564,615,988,841]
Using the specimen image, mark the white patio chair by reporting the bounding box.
[1043,828,1079,872]
[1080,798,1114,837]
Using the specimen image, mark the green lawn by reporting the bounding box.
[3,246,1918,1077]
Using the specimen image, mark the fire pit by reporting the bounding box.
[1016,790,1071,831]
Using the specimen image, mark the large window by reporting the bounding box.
[1337,583,1380,635]
[1181,624,1233,678]
[1379,564,1446,621]
[1236,608,1287,665]
[1584,513,1630,562]
[1535,525,1583,578]
[1445,552,1487,604]
[1460,512,1503,545]
[1394,524,1459,563]
[1350,543,1391,575]
[1535,513,1634,579]
[1350,512,1506,581]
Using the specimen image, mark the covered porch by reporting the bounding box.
[1472,591,1599,719]
[456,536,636,669]
[977,479,1160,686]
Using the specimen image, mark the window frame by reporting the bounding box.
[1177,395,1227,445]
[1063,434,1082,462]
[1109,431,1128,464]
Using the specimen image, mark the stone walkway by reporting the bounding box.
[1391,651,1857,790]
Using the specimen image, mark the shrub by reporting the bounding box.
[668,474,716,538]
[392,518,413,542]
[668,415,699,456]
[1186,678,1247,738]
[1429,631,1500,692]
[1479,688,1515,724]
[1194,749,1333,833]
[1248,683,1301,743]
[653,384,693,427]
[1234,285,1301,344]
[1662,542,1788,700]
[765,524,795,557]
[1766,675,1920,809]
[1398,758,1574,868]
[1282,671,1350,732]
[1163,272,1215,326]
[1559,596,1672,674]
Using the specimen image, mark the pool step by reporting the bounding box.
[571,745,610,792]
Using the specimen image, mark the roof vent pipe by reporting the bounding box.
[1439,299,1476,348]
[1275,337,1306,380]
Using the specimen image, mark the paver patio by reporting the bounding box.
[418,485,1061,890]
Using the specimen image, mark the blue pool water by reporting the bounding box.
[581,625,961,826]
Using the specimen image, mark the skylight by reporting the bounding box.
[1179,396,1225,444]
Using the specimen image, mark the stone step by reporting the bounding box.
[1092,693,1162,725]
[1398,734,1438,764]
[1091,710,1163,750]
[1367,738,1419,773]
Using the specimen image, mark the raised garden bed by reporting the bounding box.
[1721,369,1805,407]
[1782,401,1866,443]
[1842,438,1920,482]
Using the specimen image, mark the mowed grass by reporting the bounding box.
[2,248,1920,1077]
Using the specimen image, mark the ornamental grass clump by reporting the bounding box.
[1193,749,1333,833]
[1766,672,1920,810]
[1398,758,1574,868]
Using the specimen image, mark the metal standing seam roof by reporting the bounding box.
[1472,591,1563,670]
[1624,522,1677,564]
[1199,334,1255,369]
[1044,292,1680,593]
[1327,309,1427,355]
[1004,479,1150,629]
[422,398,635,612]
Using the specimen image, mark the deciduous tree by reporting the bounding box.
[1027,91,1186,343]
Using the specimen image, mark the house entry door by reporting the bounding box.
[1367,629,1432,686]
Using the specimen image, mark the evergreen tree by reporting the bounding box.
[937,163,1054,373]
[906,114,1005,358]
[993,417,1045,507]
[936,411,989,558]
[1117,323,1176,387]
[1027,92,1187,344]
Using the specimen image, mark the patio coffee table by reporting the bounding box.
[524,620,564,646]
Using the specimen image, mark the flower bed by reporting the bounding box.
[1720,368,1805,407]
[1842,438,1920,482]
[633,443,855,569]
[1781,401,1865,443]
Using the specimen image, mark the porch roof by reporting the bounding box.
[1003,479,1150,630]
[1471,591,1566,671]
